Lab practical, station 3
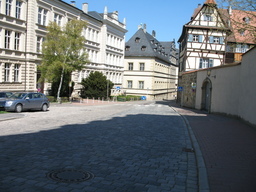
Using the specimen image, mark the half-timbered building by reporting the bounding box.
[178,0,230,72]
[178,0,256,72]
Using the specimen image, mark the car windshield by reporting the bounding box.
[10,93,27,99]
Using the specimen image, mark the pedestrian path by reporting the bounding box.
[170,101,256,192]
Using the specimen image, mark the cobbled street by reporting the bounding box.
[0,101,198,192]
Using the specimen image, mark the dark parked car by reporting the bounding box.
[0,92,12,98]
[4,92,50,113]
[0,92,13,110]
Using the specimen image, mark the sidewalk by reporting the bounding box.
[170,100,256,192]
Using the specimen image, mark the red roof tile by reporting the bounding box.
[204,0,216,4]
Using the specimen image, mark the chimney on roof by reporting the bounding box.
[198,4,201,7]
[70,1,76,7]
[228,6,232,15]
[82,3,88,13]
[143,23,147,33]
[152,30,156,38]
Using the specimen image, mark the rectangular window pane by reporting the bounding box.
[128,81,132,88]
[5,63,10,82]
[16,1,22,19]
[140,63,145,71]
[38,7,47,25]
[139,81,144,89]
[128,63,133,70]
[37,36,43,52]
[54,13,62,25]
[5,30,11,49]
[6,0,12,16]
[14,32,20,50]
[14,64,20,82]
[193,35,199,42]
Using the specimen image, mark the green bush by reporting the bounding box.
[116,95,141,102]
[47,96,56,102]
[47,96,70,103]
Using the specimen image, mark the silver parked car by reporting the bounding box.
[4,92,50,113]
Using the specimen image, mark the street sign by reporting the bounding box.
[141,96,146,100]
[178,86,183,91]
[116,86,120,90]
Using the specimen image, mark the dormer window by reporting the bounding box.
[243,17,250,24]
[141,46,146,51]
[151,40,154,44]
[135,37,140,43]
[125,46,130,51]
[239,29,245,36]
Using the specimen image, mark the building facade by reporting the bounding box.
[122,25,178,100]
[178,0,256,73]
[177,0,256,105]
[0,0,127,94]
[178,0,230,73]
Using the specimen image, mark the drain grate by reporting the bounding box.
[47,169,94,183]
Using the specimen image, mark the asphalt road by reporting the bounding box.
[0,101,198,192]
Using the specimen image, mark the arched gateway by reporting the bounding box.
[201,78,212,112]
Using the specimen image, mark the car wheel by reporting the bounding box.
[15,104,23,113]
[41,104,48,112]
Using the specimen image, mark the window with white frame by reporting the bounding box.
[199,58,213,69]
[188,34,202,42]
[193,35,199,42]
[16,1,22,19]
[14,64,20,82]
[128,80,132,88]
[140,63,145,71]
[37,36,44,53]
[38,7,47,25]
[4,63,10,82]
[6,0,12,16]
[128,63,133,70]
[5,30,11,49]
[14,32,20,50]
[139,81,144,89]
[209,36,224,44]
[54,13,62,26]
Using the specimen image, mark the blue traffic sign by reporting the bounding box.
[178,86,183,91]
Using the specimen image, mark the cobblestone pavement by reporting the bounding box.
[0,101,198,192]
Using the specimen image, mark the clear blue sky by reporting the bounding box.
[63,0,208,43]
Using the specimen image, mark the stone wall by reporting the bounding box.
[177,72,197,108]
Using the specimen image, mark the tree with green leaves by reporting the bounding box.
[39,20,89,101]
[81,71,114,99]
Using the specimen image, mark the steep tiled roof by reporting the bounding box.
[125,28,175,64]
[228,9,256,44]
[204,0,216,4]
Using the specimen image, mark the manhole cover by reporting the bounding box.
[47,169,94,183]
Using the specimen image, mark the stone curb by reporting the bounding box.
[171,106,210,192]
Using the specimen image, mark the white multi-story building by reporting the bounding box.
[122,25,178,100]
[0,0,127,94]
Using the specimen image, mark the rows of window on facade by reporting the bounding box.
[127,62,175,73]
[0,63,21,83]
